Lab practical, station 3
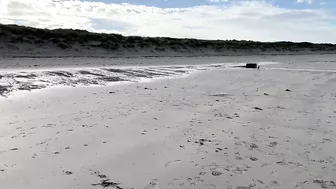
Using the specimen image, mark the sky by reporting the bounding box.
[0,0,336,43]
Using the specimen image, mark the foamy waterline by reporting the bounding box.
[0,62,278,97]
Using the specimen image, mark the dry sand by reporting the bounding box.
[0,55,336,189]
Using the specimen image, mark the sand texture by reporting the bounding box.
[0,55,336,189]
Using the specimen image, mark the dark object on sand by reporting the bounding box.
[286,89,291,92]
[254,107,263,111]
[92,179,122,188]
[246,63,258,69]
[250,156,259,161]
[65,171,73,175]
[212,171,222,176]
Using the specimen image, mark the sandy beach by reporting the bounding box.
[1,55,336,189]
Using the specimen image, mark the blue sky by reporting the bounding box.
[1,0,336,43]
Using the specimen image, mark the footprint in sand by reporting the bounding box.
[199,172,207,176]
[322,138,332,143]
[144,179,159,189]
[236,156,244,160]
[268,142,278,147]
[270,181,279,186]
[313,180,336,188]
[325,156,335,163]
[165,160,181,166]
[205,184,216,189]
[31,153,37,159]
[168,176,205,187]
[236,185,255,189]
[249,143,258,149]
[189,177,204,186]
[168,178,180,187]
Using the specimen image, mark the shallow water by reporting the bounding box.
[0,62,277,97]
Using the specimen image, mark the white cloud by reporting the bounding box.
[208,0,229,2]
[0,0,336,43]
[297,0,313,4]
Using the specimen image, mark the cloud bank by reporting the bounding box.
[0,0,335,43]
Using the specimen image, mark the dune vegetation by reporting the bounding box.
[1,24,336,57]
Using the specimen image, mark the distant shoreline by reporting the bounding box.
[1,51,336,59]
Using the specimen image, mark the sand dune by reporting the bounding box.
[1,24,336,58]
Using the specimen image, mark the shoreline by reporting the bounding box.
[1,54,336,70]
[1,51,335,59]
